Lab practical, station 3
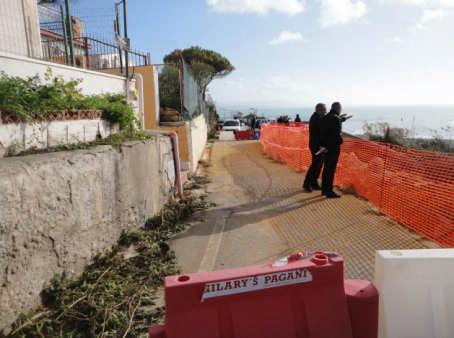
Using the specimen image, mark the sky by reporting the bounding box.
[75,0,454,107]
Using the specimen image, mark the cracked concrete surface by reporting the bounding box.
[172,140,438,279]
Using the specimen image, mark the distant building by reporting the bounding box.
[90,53,122,70]
[40,28,88,67]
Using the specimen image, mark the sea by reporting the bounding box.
[218,105,454,139]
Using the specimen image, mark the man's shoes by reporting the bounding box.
[303,185,313,193]
[311,182,322,190]
[323,191,341,198]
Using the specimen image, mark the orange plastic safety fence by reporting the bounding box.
[260,123,454,247]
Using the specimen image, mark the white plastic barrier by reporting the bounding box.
[375,249,454,338]
[219,131,236,141]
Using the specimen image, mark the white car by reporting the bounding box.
[222,119,243,131]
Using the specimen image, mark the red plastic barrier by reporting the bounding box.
[235,130,254,140]
[345,279,379,338]
[149,252,378,338]
[260,123,454,247]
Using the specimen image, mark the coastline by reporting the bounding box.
[219,105,454,139]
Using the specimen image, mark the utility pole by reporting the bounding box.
[60,5,70,64]
[64,0,75,66]
[114,4,123,73]
[122,0,129,78]
[115,1,129,78]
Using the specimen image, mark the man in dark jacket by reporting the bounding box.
[303,103,327,192]
[320,102,351,198]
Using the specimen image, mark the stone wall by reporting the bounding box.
[0,137,175,332]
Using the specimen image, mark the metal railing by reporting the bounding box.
[37,3,149,74]
[40,33,149,72]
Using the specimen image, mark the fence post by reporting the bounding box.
[178,58,184,116]
[114,5,124,73]
[379,146,389,212]
[122,0,129,78]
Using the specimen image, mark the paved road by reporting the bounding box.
[172,140,438,280]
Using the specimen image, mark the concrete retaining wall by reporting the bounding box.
[0,137,175,332]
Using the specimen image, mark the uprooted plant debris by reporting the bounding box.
[5,194,213,338]
[184,175,211,190]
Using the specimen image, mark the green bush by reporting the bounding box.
[363,122,453,153]
[0,70,136,130]
[81,94,136,130]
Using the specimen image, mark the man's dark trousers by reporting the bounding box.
[303,148,323,188]
[321,146,340,194]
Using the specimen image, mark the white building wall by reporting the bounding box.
[0,51,127,95]
[0,0,42,58]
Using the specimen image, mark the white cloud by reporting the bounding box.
[206,0,305,16]
[262,76,306,91]
[386,36,403,42]
[421,8,445,21]
[411,8,447,32]
[384,0,454,33]
[411,22,427,31]
[390,0,427,4]
[385,0,454,6]
[320,0,367,28]
[440,0,454,7]
[269,30,305,45]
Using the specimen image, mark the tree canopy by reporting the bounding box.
[163,46,234,99]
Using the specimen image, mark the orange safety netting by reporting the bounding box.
[261,123,454,247]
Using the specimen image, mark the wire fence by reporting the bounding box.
[156,59,209,123]
[155,64,183,121]
[260,123,454,247]
[182,58,209,120]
